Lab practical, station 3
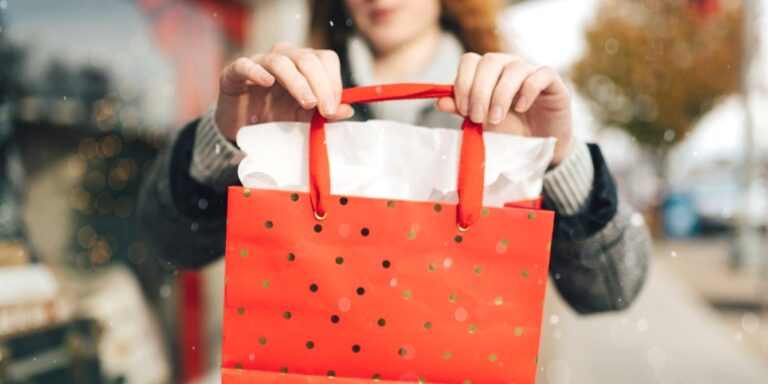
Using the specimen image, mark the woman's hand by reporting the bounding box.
[215,42,355,141]
[437,53,575,167]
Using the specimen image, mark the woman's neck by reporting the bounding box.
[371,27,443,83]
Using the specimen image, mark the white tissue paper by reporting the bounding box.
[237,120,555,207]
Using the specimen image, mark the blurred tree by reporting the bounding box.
[572,0,743,151]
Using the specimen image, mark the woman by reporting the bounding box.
[138,0,651,314]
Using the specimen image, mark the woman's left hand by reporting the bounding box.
[436,53,575,167]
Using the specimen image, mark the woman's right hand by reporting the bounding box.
[215,42,355,141]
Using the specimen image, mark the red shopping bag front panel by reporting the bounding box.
[222,187,553,383]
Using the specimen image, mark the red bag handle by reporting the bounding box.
[309,83,485,230]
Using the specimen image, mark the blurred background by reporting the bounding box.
[0,0,766,383]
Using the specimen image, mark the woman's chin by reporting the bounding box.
[365,30,416,52]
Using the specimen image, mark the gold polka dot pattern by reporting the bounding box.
[221,187,554,383]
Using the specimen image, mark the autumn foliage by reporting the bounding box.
[571,0,742,148]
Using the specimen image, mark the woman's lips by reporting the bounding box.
[370,8,395,23]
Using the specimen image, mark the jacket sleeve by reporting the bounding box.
[543,144,652,314]
[136,119,230,268]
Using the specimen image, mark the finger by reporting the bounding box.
[435,97,458,114]
[220,57,275,94]
[515,66,566,113]
[488,60,536,124]
[316,49,343,104]
[327,104,355,121]
[295,104,354,123]
[453,53,481,116]
[284,48,338,117]
[259,53,318,109]
[468,53,511,124]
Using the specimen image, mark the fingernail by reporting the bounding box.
[489,105,503,124]
[324,100,337,116]
[301,92,317,107]
[261,74,275,84]
[515,96,528,112]
[470,104,485,123]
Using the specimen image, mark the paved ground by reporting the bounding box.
[654,238,768,366]
[534,237,768,384]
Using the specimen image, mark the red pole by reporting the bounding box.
[178,271,205,381]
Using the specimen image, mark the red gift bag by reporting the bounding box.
[222,84,554,383]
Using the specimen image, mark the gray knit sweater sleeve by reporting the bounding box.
[189,108,243,191]
[542,143,651,314]
[136,117,230,268]
[548,196,652,313]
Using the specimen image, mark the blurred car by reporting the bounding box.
[666,96,768,235]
